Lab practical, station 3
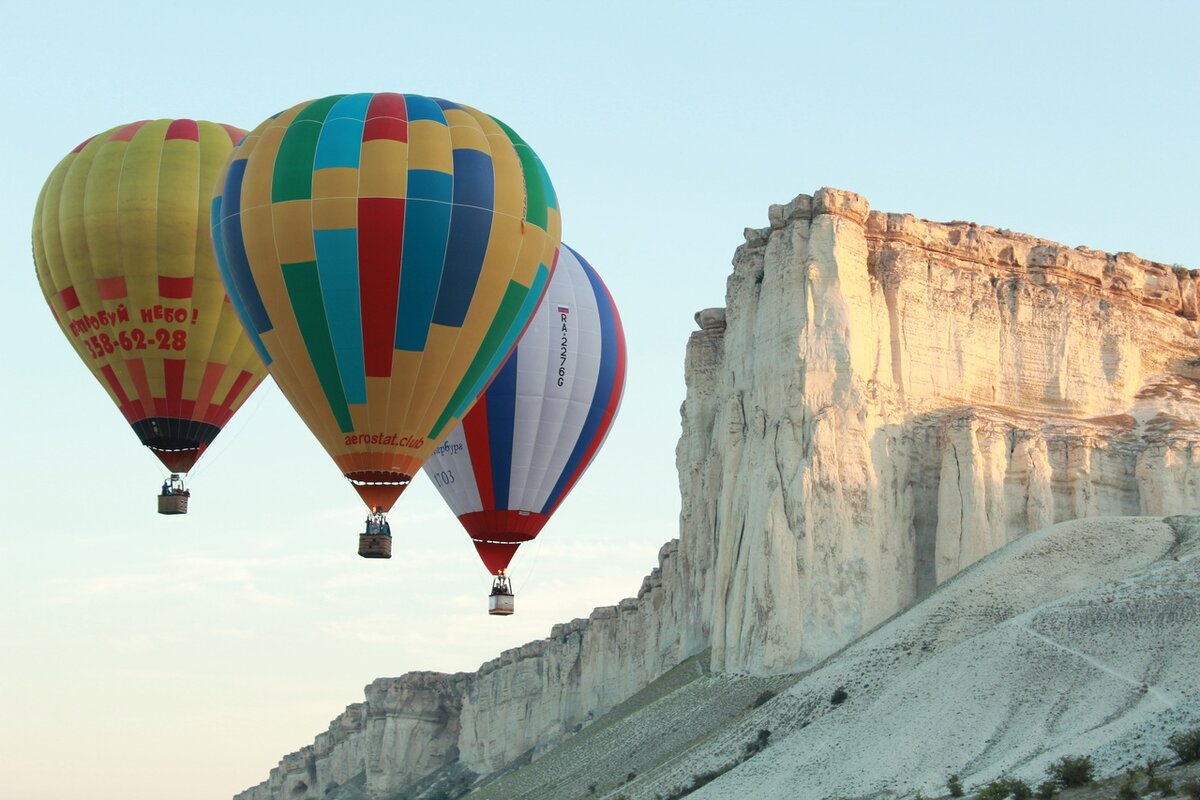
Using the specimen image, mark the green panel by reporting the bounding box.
[281,260,354,432]
[492,117,551,230]
[272,95,344,203]
[428,267,548,440]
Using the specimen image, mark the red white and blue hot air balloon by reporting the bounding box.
[423,244,626,614]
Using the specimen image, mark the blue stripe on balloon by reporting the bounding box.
[210,193,271,365]
[404,94,449,124]
[314,228,366,403]
[216,158,274,343]
[540,255,616,514]
[313,93,371,169]
[431,149,494,328]
[485,348,518,510]
[394,193,452,351]
[433,98,463,112]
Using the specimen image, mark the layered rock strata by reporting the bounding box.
[236,189,1200,799]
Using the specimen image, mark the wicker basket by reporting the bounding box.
[488,592,515,616]
[358,534,392,559]
[157,494,189,515]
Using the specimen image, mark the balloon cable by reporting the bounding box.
[185,388,267,485]
[511,529,545,596]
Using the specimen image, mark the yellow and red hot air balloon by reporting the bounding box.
[210,93,561,555]
[33,119,268,513]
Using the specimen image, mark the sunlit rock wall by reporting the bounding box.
[688,188,1200,674]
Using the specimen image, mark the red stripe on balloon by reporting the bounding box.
[109,121,149,142]
[462,395,496,509]
[363,92,408,142]
[195,362,225,422]
[217,369,254,414]
[165,119,199,142]
[95,276,127,300]
[358,197,405,377]
[59,286,80,310]
[99,365,136,422]
[164,358,185,411]
[158,276,193,299]
[219,124,247,145]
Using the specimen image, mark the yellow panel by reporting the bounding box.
[81,137,127,282]
[312,197,357,231]
[313,167,359,199]
[403,323,460,428]
[473,113,524,222]
[442,109,489,153]
[259,328,338,447]
[349,403,372,433]
[156,138,201,280]
[270,201,315,264]
[240,120,286,213]
[358,140,408,198]
[364,375,392,436]
[383,350,424,436]
[407,120,453,173]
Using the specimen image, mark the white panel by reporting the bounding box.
[423,423,483,515]
[525,248,604,511]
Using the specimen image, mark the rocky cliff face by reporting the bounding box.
[236,189,1200,800]
[688,189,1200,674]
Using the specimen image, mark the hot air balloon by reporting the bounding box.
[33,119,268,514]
[423,244,626,614]
[210,93,561,555]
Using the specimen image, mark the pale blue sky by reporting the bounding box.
[1,3,1196,799]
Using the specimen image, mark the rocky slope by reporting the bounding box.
[462,515,1200,800]
[236,189,1200,800]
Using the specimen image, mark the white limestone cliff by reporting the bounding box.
[235,189,1200,799]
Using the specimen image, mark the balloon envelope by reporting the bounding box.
[33,119,268,473]
[424,244,626,574]
[211,93,561,511]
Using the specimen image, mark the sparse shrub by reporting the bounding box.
[752,689,777,708]
[587,784,596,795]
[1170,727,1200,763]
[1116,777,1139,800]
[1034,780,1058,799]
[626,771,637,783]
[1148,775,1176,796]
[948,773,965,798]
[1048,755,1093,788]
[972,778,1032,800]
[743,728,772,757]
[830,686,848,705]
[974,780,1011,800]
[1181,778,1200,800]
[1007,778,1032,800]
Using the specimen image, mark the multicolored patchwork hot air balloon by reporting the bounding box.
[423,245,626,613]
[210,93,561,556]
[33,119,268,514]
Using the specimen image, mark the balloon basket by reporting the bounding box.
[157,494,189,515]
[358,534,392,559]
[488,592,515,616]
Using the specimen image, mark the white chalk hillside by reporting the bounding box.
[468,514,1200,800]
[238,189,1200,800]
